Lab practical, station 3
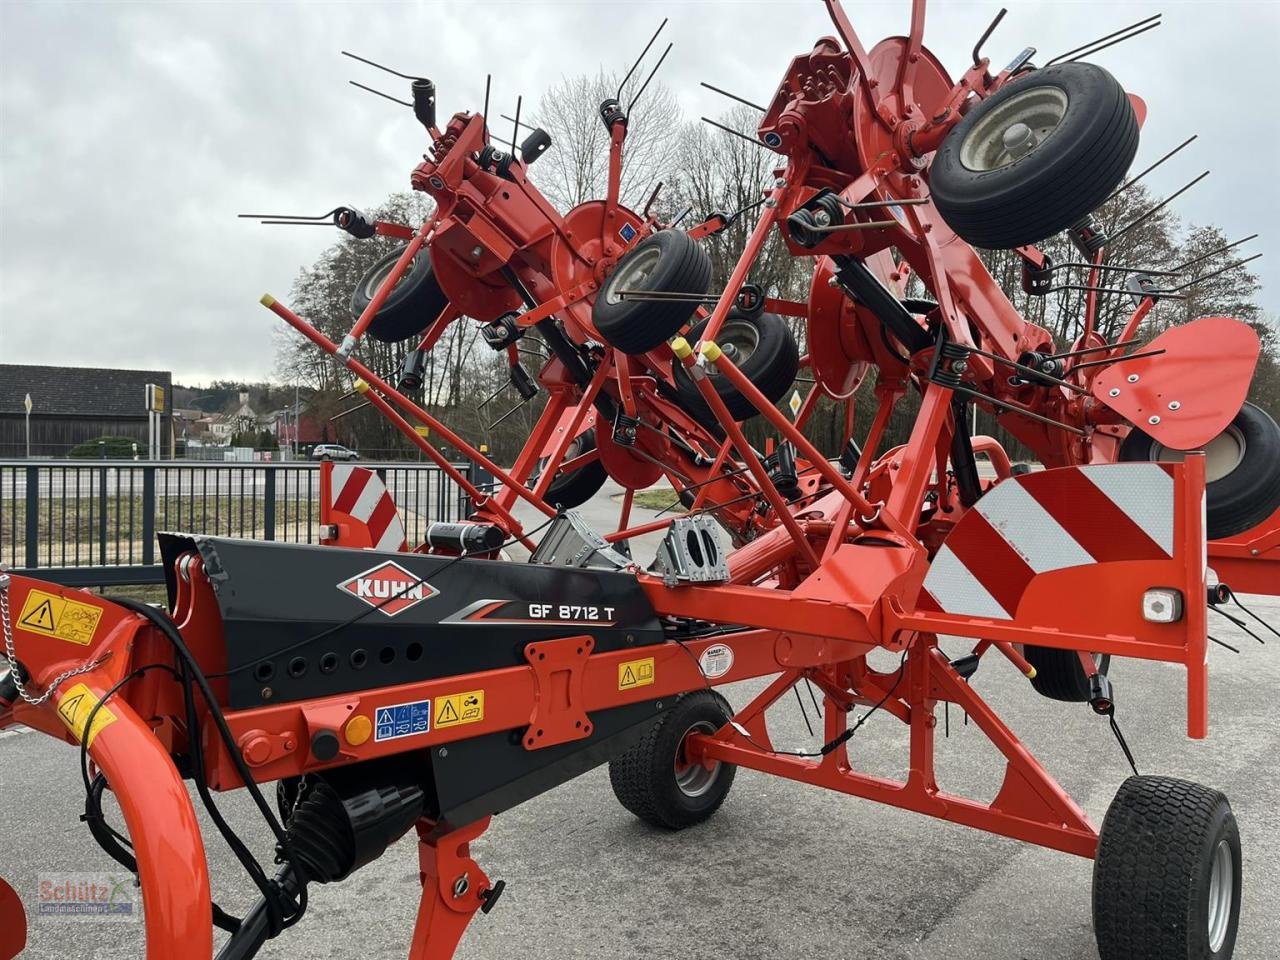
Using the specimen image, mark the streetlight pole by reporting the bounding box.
[293,382,300,459]
[23,393,32,459]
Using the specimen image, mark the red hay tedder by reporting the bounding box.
[2,3,1278,959]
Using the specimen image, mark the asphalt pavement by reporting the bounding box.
[2,483,1278,960]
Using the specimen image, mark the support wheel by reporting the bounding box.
[929,62,1139,249]
[1120,401,1280,539]
[1025,648,1109,702]
[1094,775,1241,960]
[350,245,449,343]
[531,428,608,509]
[673,311,799,421]
[608,690,736,830]
[593,230,711,355]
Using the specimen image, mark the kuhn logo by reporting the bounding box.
[337,561,437,617]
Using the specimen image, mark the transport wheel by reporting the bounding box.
[608,689,736,829]
[1024,648,1109,702]
[593,230,712,355]
[531,428,608,509]
[1094,775,1241,960]
[1120,402,1280,539]
[929,63,1139,249]
[673,311,799,421]
[350,245,449,343]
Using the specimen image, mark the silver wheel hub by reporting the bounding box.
[708,319,760,379]
[674,720,721,798]
[1207,838,1234,952]
[1150,425,1246,484]
[960,86,1069,172]
[606,246,661,305]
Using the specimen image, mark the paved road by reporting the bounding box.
[2,486,1277,960]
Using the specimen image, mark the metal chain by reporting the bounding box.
[0,571,105,707]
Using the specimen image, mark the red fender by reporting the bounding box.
[1093,316,1260,450]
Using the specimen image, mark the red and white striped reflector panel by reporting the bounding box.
[922,462,1177,620]
[324,462,407,553]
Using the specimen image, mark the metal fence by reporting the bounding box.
[0,460,473,586]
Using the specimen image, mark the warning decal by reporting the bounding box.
[56,683,116,747]
[435,690,484,729]
[18,589,104,646]
[698,643,734,679]
[618,657,655,690]
[374,699,432,742]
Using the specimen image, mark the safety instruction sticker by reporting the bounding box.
[698,643,734,680]
[56,683,116,748]
[618,657,655,690]
[435,690,484,730]
[374,699,431,742]
[18,589,103,646]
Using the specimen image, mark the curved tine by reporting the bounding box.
[340,49,424,81]
[1043,13,1161,68]
[971,7,1007,67]
[238,207,341,221]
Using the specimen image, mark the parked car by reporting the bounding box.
[310,444,359,461]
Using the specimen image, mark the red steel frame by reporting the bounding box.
[0,1,1266,958]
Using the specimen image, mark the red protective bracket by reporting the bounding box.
[522,635,595,750]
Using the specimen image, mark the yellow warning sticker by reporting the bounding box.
[435,689,484,729]
[56,683,116,748]
[618,657,655,690]
[18,589,104,646]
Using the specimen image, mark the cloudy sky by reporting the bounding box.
[2,0,1277,385]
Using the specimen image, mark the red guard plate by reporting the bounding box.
[0,875,26,960]
[1093,316,1260,450]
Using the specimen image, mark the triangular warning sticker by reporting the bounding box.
[21,599,55,631]
[621,666,636,687]
[58,693,84,726]
[437,701,459,724]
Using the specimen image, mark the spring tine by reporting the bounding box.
[1208,634,1241,654]
[1231,593,1280,640]
[808,219,899,233]
[1172,234,1258,274]
[1103,135,1197,204]
[482,73,491,126]
[1109,170,1210,245]
[1048,339,1143,360]
[1172,253,1263,293]
[1065,20,1162,63]
[628,42,673,113]
[511,95,522,155]
[1068,348,1166,372]
[617,18,668,98]
[1043,13,1161,67]
[834,197,928,210]
[700,81,768,113]
[500,113,538,132]
[972,7,1008,67]
[238,208,342,221]
[701,116,768,149]
[341,50,425,81]
[1047,261,1181,278]
[348,80,413,108]
[487,395,534,431]
[1050,283,1184,300]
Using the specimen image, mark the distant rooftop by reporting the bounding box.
[0,363,172,419]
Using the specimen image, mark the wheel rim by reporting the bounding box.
[1150,426,1246,483]
[531,434,588,487]
[1207,838,1234,952]
[707,318,760,380]
[363,253,417,300]
[960,86,1069,172]
[604,245,662,305]
[674,720,721,798]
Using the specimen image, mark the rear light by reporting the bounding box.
[1142,588,1184,623]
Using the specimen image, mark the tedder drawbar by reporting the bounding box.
[3,2,1279,959]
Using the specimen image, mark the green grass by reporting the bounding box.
[625,485,679,511]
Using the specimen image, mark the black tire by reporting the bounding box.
[593,230,711,355]
[608,689,736,830]
[930,63,1139,249]
[1120,402,1280,540]
[350,245,449,343]
[534,428,608,509]
[1024,647,1110,702]
[673,311,799,421]
[1094,775,1241,960]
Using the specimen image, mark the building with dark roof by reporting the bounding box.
[0,364,173,458]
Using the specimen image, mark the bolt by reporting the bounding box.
[439,747,448,758]
[1168,400,1181,410]
[1127,374,1140,383]
[1108,388,1120,398]
[1149,415,1161,425]
[765,198,777,208]
[452,874,470,898]
[774,177,786,188]
[950,359,967,374]
[827,276,839,287]
[261,687,273,700]
[471,245,483,259]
